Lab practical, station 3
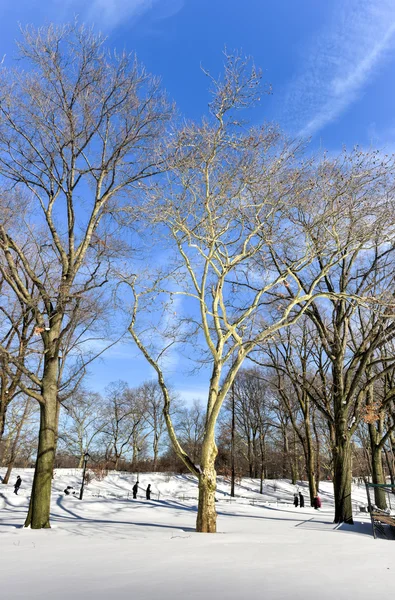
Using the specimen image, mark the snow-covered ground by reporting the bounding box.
[1,469,394,600]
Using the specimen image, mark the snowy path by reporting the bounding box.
[0,470,394,599]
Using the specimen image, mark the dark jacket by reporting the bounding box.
[299,493,305,508]
[146,485,151,500]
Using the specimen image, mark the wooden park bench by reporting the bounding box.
[365,482,395,540]
[370,510,395,540]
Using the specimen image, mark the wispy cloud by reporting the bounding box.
[52,0,183,32]
[176,387,208,405]
[85,0,157,30]
[283,0,395,138]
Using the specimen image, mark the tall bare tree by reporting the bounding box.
[125,54,388,531]
[300,243,395,522]
[0,23,171,528]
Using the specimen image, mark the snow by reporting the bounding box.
[1,469,394,600]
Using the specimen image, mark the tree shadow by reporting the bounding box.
[53,496,196,534]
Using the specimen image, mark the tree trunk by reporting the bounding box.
[368,417,387,509]
[333,434,353,524]
[2,398,31,485]
[291,430,299,484]
[230,389,235,497]
[384,445,395,486]
[153,434,159,471]
[304,417,317,506]
[371,444,387,509]
[3,454,15,485]
[24,399,57,528]
[0,397,7,441]
[259,435,266,494]
[196,438,218,533]
[197,467,217,533]
[247,437,253,479]
[283,428,290,479]
[312,414,321,492]
[252,434,258,479]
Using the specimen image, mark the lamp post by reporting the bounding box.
[136,447,141,485]
[79,452,90,500]
[231,381,235,498]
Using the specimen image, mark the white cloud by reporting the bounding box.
[283,0,395,138]
[85,0,156,30]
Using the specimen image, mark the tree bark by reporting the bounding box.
[196,438,218,533]
[0,397,7,441]
[304,418,317,506]
[25,355,59,529]
[24,399,57,528]
[333,433,353,524]
[371,443,387,509]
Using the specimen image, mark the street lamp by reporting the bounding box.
[79,452,90,500]
[231,380,235,498]
[136,447,141,485]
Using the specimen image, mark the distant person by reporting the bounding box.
[14,475,22,495]
[132,482,138,499]
[64,486,74,495]
[299,492,305,508]
[146,484,151,500]
[293,493,299,507]
[313,495,322,510]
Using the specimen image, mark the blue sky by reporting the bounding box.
[2,0,395,400]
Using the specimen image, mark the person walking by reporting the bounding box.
[293,493,299,507]
[313,495,322,509]
[146,484,151,500]
[14,475,22,495]
[299,492,305,508]
[132,482,138,499]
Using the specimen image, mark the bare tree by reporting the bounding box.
[137,380,170,470]
[58,389,106,467]
[225,368,271,481]
[298,242,395,523]
[125,53,389,531]
[0,23,171,528]
[1,396,38,483]
[0,272,37,440]
[102,381,146,470]
[260,324,322,505]
[362,352,395,508]
[175,399,205,464]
